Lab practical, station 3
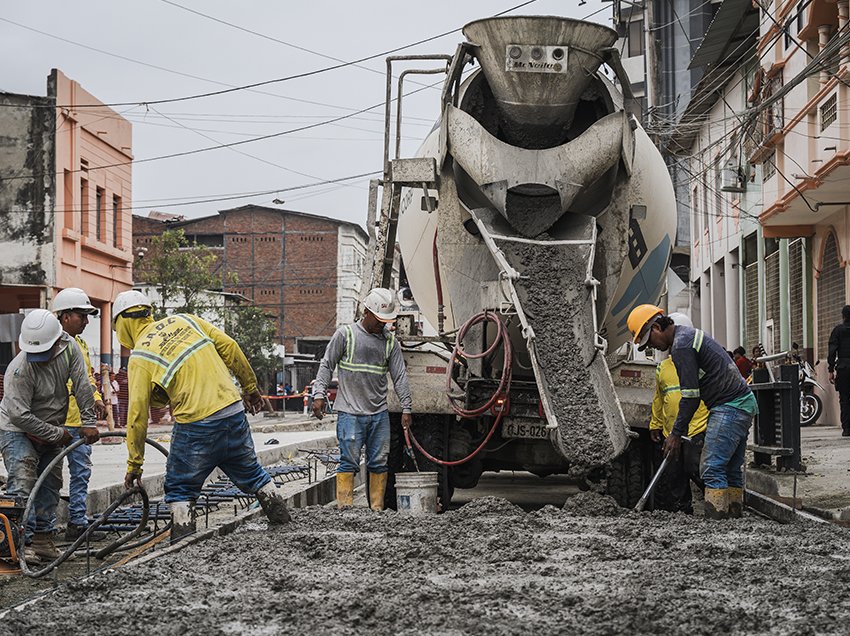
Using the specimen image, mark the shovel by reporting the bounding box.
[634,435,691,511]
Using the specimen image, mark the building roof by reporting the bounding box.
[688,0,760,70]
[135,205,367,239]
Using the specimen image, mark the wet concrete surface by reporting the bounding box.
[3,418,850,631]
[3,493,850,635]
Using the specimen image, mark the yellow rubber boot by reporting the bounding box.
[728,487,743,519]
[704,487,729,520]
[336,472,354,508]
[369,472,388,511]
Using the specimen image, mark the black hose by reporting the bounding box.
[18,431,169,578]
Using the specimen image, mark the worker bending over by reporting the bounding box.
[629,305,757,519]
[112,291,290,540]
[52,288,109,541]
[0,310,97,564]
[649,312,708,514]
[313,288,412,510]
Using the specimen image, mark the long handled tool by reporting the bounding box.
[404,428,421,472]
[634,435,691,511]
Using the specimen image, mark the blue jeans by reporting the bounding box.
[64,426,93,525]
[336,411,390,474]
[0,430,63,540]
[164,411,270,502]
[700,404,754,490]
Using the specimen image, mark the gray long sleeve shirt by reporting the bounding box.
[0,332,97,443]
[313,321,412,416]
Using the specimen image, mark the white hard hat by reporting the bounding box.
[19,309,63,362]
[668,312,693,329]
[112,290,152,328]
[52,287,98,316]
[362,288,397,322]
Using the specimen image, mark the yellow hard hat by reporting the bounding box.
[627,304,664,349]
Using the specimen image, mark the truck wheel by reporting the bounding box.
[411,414,453,509]
[383,412,406,510]
[606,439,646,508]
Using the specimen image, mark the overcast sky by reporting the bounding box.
[2,1,613,229]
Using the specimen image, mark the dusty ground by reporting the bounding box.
[3,493,849,636]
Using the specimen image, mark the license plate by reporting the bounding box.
[502,418,551,439]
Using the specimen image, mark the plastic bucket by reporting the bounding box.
[395,472,439,515]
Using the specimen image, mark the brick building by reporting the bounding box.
[133,205,368,361]
[0,69,133,371]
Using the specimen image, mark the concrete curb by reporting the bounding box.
[76,434,338,525]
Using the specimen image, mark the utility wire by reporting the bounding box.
[0,0,539,110]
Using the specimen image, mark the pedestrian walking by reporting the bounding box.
[828,304,850,437]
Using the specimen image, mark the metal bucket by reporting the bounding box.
[395,472,439,515]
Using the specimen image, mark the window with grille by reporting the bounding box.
[817,232,846,360]
[764,152,777,181]
[790,239,804,348]
[821,94,837,132]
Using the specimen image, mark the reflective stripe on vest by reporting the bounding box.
[337,324,395,375]
[130,315,214,388]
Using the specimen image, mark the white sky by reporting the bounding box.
[2,1,613,229]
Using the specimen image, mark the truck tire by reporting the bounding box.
[383,412,407,510]
[606,439,646,508]
[411,414,453,509]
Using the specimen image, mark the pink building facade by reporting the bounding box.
[0,69,133,370]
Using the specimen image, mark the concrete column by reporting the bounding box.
[100,302,112,366]
[725,254,740,349]
[701,270,712,335]
[802,237,813,350]
[757,225,767,347]
[820,25,832,84]
[839,1,849,65]
[779,238,791,352]
[739,236,747,347]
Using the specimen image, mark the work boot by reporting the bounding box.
[22,545,40,566]
[368,472,388,511]
[256,481,291,524]
[170,501,196,543]
[704,487,729,520]
[66,521,107,542]
[30,533,61,562]
[728,487,744,519]
[336,472,354,508]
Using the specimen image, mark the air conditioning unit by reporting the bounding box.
[720,159,745,193]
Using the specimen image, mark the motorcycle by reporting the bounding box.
[791,343,824,426]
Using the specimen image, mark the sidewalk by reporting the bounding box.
[746,421,850,514]
[0,411,338,527]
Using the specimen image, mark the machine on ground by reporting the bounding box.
[366,16,677,508]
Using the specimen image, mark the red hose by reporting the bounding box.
[405,310,512,466]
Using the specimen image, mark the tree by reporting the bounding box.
[134,229,232,319]
[225,305,279,394]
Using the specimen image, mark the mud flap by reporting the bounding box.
[470,208,630,471]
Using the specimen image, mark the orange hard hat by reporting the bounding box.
[627,304,664,349]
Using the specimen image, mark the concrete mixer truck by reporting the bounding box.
[366,16,677,509]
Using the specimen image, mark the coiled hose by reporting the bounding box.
[18,430,170,578]
[405,310,513,466]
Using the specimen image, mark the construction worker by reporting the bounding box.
[312,288,412,510]
[52,288,109,540]
[649,313,708,514]
[0,309,97,564]
[628,304,757,519]
[111,290,290,541]
[827,304,850,437]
